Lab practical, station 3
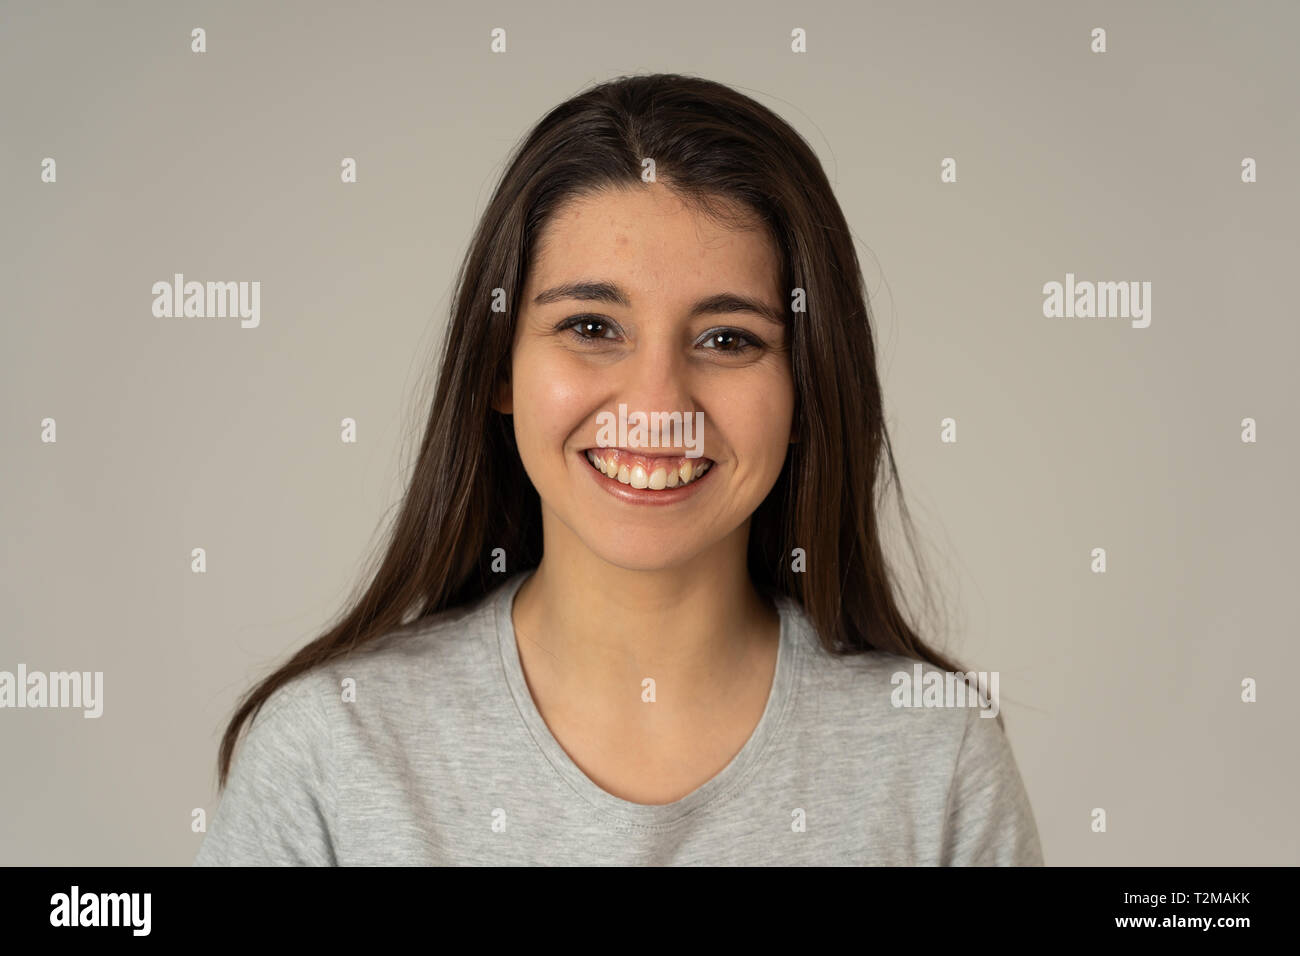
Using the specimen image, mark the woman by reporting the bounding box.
[196,72,1043,866]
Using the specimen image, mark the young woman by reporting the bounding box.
[196,73,1043,866]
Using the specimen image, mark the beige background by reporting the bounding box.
[2,0,1296,865]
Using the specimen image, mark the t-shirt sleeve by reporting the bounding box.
[194,676,337,866]
[939,706,1044,865]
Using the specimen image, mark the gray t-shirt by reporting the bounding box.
[195,570,1044,865]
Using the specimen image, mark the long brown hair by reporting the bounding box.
[215,72,989,789]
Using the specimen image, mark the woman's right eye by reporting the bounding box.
[558,316,617,342]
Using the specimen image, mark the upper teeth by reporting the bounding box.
[584,449,712,489]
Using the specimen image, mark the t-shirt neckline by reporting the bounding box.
[492,568,801,828]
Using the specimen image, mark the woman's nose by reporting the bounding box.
[613,339,696,426]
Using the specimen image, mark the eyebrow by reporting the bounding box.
[532,280,787,326]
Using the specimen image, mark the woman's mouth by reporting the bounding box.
[582,447,714,490]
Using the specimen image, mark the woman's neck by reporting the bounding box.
[509,541,778,717]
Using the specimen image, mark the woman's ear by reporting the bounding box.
[491,372,513,415]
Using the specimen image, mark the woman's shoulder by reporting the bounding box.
[781,602,994,743]
[781,603,1041,862]
[241,582,505,737]
[314,582,506,689]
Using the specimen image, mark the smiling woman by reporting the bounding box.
[196,72,1043,866]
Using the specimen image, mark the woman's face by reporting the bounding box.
[498,183,795,572]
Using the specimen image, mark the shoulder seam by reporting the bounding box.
[938,703,978,861]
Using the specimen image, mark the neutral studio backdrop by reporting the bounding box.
[2,0,1297,865]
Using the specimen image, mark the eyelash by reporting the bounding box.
[556,315,765,354]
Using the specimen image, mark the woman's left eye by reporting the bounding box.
[700,329,763,353]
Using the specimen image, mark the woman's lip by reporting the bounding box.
[581,446,712,460]
[577,450,715,506]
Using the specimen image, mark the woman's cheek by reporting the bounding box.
[514,352,586,442]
